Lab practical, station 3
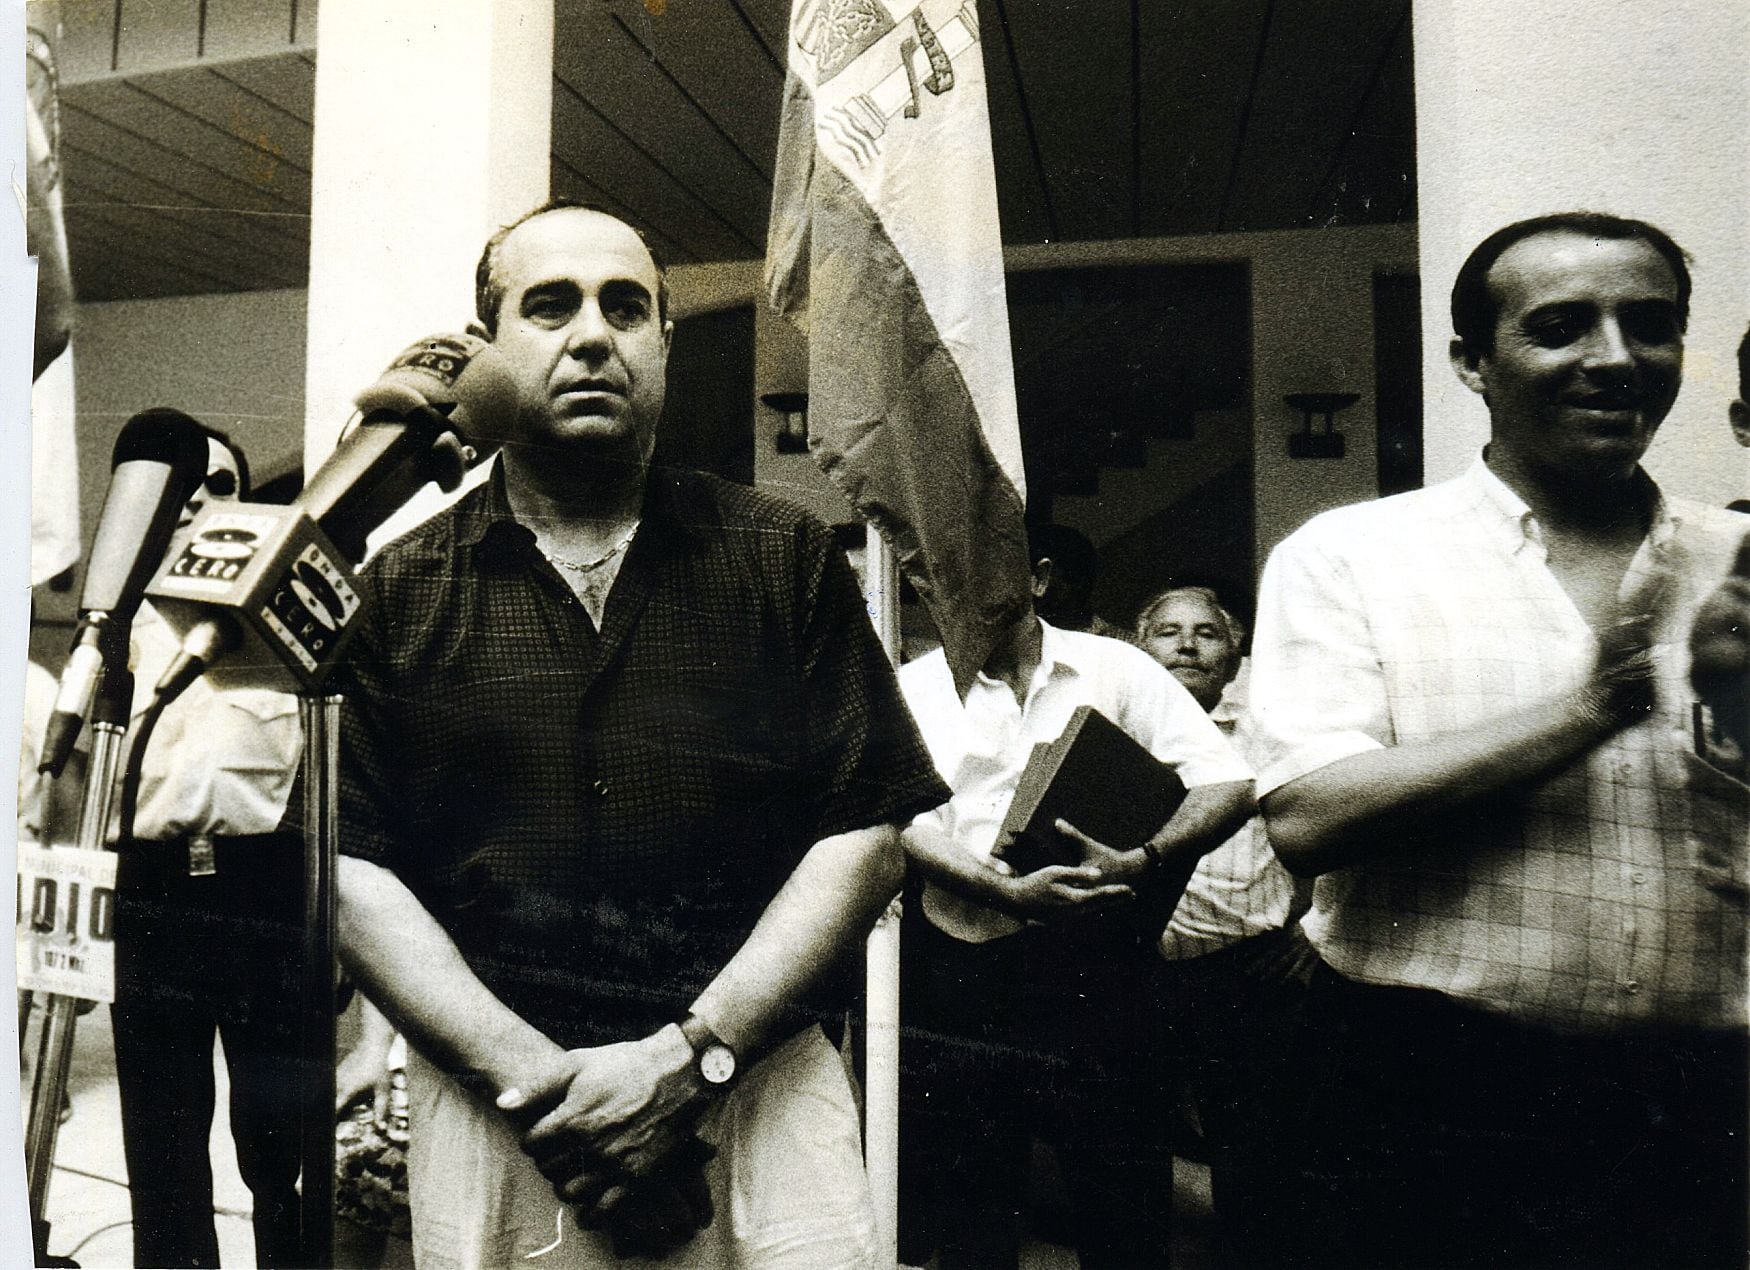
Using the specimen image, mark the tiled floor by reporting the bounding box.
[20,1004,1216,1268]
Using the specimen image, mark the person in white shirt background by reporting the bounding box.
[104,432,307,1270]
[896,545,1253,1269]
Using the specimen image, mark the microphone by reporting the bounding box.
[303,333,516,560]
[39,409,212,775]
[145,334,513,696]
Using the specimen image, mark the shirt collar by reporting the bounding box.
[1036,618,1077,679]
[970,617,1077,706]
[1460,453,1675,556]
[463,458,524,560]
[467,457,716,569]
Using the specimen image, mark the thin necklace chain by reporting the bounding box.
[544,521,640,573]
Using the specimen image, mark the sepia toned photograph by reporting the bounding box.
[8,0,1748,1266]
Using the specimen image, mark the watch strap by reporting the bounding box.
[677,1012,718,1055]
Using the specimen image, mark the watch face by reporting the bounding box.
[699,1042,736,1085]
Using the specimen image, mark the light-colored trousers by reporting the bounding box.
[403,1025,878,1269]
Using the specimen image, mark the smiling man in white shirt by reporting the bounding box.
[1250,213,1748,1270]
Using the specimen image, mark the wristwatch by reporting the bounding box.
[678,1013,737,1090]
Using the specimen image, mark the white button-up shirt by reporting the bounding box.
[900,619,1253,943]
[1249,459,1748,1033]
[122,602,303,841]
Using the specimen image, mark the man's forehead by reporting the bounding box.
[497,208,659,292]
[1149,594,1223,627]
[1488,231,1679,311]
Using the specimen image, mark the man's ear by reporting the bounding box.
[662,319,675,357]
[1730,399,1750,449]
[1029,558,1053,601]
[1450,337,1488,396]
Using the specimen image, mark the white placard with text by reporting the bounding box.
[15,843,117,1003]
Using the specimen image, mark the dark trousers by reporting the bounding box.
[1287,964,1750,1270]
[899,912,1173,1269]
[110,835,304,1270]
[1153,926,1320,1269]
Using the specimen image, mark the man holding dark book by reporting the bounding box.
[896,560,1253,1269]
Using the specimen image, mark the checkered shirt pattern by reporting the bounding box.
[1250,459,1748,1034]
[1157,711,1309,960]
[335,461,946,1048]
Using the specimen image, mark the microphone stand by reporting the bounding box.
[20,687,345,1269]
[25,627,133,1268]
[296,692,341,1269]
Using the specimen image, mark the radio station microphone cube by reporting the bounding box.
[146,503,364,694]
[142,332,513,697]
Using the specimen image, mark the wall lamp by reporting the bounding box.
[761,392,809,454]
[1284,391,1357,459]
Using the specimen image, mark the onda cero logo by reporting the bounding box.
[289,559,347,632]
[172,524,261,581]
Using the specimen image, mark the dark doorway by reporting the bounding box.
[1374,273,1423,496]
[658,304,756,485]
[1005,262,1250,519]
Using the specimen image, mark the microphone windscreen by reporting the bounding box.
[111,407,211,478]
[81,409,212,616]
[356,333,487,416]
[353,333,517,439]
[450,343,518,439]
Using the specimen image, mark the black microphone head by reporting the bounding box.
[80,409,216,619]
[112,407,214,478]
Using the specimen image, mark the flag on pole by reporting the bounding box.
[766,0,1030,696]
[27,17,80,585]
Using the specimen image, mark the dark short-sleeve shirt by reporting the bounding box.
[337,462,947,1048]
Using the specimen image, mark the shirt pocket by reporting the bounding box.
[214,692,304,782]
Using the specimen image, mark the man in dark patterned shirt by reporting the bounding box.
[335,200,946,1267]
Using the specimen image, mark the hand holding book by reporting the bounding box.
[988,834,1136,925]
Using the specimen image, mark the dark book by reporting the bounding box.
[996,704,1187,877]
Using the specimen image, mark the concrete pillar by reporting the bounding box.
[304,0,553,475]
[1414,0,1750,504]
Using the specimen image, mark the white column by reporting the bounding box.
[1414,0,1750,504]
[304,0,552,475]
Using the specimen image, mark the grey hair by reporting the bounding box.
[1135,585,1246,653]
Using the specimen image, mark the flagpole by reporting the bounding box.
[862,524,903,1267]
[768,5,1030,1252]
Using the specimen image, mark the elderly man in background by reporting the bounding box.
[1135,585,1316,1269]
[1250,212,1748,1268]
